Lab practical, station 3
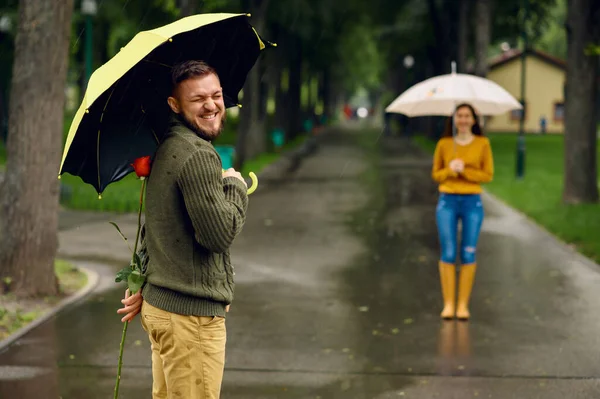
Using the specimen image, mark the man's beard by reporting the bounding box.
[180,113,226,142]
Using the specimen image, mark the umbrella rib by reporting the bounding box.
[150,127,160,144]
[97,86,118,194]
[142,59,172,69]
[140,105,161,144]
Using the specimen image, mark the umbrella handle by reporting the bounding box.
[247,172,258,195]
[223,170,258,195]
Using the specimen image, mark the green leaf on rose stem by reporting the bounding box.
[115,266,132,283]
[132,253,142,270]
[109,222,128,242]
[128,270,146,294]
[109,222,134,253]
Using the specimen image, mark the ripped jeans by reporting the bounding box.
[435,193,484,265]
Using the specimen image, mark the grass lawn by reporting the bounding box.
[413,133,600,263]
[0,259,88,340]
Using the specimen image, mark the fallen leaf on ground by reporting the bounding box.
[403,318,414,325]
[358,306,369,312]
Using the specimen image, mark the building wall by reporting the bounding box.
[485,55,565,134]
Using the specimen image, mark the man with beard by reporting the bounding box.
[117,60,248,399]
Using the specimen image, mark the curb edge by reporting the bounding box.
[0,265,100,352]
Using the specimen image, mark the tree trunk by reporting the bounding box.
[457,0,470,73]
[474,0,492,77]
[235,0,270,169]
[426,0,449,75]
[562,0,600,204]
[0,0,74,297]
[179,0,197,16]
[259,60,269,120]
[286,37,302,140]
[320,69,331,122]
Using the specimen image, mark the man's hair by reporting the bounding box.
[171,60,218,90]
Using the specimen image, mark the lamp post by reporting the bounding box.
[81,0,97,95]
[515,0,529,179]
[400,55,415,136]
[0,15,11,33]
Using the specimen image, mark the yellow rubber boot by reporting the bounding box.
[456,263,477,320]
[439,261,456,319]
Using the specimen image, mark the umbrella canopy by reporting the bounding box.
[385,63,522,117]
[59,13,272,194]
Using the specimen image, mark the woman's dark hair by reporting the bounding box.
[442,103,483,137]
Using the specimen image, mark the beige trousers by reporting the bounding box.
[140,301,227,399]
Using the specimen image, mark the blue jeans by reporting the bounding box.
[436,193,484,264]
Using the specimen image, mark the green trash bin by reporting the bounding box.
[271,128,285,150]
[214,145,235,170]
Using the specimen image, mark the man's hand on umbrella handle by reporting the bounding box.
[223,168,248,188]
[222,169,258,194]
[117,288,143,323]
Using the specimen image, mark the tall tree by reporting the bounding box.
[178,0,197,16]
[474,0,492,77]
[562,0,600,204]
[457,0,470,72]
[0,0,74,297]
[235,0,270,168]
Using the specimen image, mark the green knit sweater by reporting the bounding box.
[142,117,248,318]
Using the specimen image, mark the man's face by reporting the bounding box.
[167,73,226,141]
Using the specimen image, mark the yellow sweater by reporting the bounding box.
[432,136,494,194]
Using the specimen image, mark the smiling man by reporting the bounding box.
[118,60,249,399]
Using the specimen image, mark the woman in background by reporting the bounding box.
[432,103,494,320]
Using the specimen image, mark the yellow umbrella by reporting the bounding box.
[59,13,272,195]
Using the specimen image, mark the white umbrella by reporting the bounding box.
[385,62,522,116]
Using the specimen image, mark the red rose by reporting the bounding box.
[131,156,151,178]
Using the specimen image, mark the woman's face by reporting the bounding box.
[454,106,476,133]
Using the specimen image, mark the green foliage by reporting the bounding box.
[584,43,600,56]
[0,308,39,340]
[536,0,567,59]
[59,173,144,213]
[336,20,385,93]
[493,0,559,45]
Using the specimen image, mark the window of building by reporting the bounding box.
[510,102,526,121]
[554,102,565,121]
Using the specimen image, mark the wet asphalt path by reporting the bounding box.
[0,128,599,398]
